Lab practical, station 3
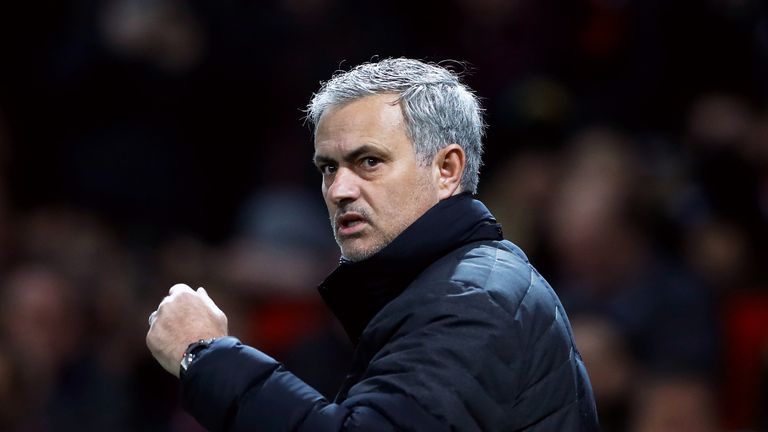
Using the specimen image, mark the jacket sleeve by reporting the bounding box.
[180,337,448,432]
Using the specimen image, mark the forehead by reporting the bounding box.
[314,94,408,153]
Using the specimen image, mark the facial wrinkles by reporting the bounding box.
[316,95,441,262]
[331,203,385,262]
[334,167,437,262]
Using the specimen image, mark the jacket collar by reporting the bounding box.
[318,193,503,345]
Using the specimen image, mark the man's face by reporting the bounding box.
[314,94,440,261]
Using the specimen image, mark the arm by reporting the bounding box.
[146,277,594,432]
[146,284,445,432]
[180,337,446,432]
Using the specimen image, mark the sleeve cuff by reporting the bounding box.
[180,336,281,431]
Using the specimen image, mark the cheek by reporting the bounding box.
[321,184,332,204]
[324,200,335,218]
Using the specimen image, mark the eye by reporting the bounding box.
[361,157,381,169]
[317,164,337,175]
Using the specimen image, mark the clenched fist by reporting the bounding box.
[146,283,228,377]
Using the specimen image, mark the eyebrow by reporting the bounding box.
[313,144,385,166]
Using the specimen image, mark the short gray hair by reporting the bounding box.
[306,58,486,194]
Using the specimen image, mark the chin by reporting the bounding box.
[341,241,383,262]
[341,248,371,262]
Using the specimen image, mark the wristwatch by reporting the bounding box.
[180,338,217,377]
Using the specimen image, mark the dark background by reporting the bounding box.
[0,0,766,430]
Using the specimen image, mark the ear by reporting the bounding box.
[434,144,465,200]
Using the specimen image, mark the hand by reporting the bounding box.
[146,283,228,377]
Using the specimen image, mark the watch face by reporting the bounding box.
[181,353,195,372]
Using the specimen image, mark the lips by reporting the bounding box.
[336,212,368,236]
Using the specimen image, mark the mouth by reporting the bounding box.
[336,212,368,237]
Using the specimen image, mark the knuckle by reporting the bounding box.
[178,290,195,301]
[158,296,171,308]
[169,283,191,294]
[157,302,169,314]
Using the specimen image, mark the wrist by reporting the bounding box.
[180,338,218,378]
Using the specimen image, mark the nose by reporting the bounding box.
[326,167,361,205]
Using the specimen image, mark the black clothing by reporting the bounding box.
[181,194,599,431]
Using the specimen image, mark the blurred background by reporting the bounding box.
[0,0,767,430]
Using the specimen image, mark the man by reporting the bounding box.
[147,58,599,431]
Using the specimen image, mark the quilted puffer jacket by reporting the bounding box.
[181,193,599,431]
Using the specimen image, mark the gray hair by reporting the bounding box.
[306,58,486,194]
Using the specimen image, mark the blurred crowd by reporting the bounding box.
[0,0,767,431]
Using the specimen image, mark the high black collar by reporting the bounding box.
[318,193,503,345]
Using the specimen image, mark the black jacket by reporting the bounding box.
[181,193,599,431]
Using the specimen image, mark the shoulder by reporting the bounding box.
[370,239,570,357]
[352,241,598,430]
[406,240,560,321]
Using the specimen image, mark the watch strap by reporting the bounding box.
[180,338,217,377]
